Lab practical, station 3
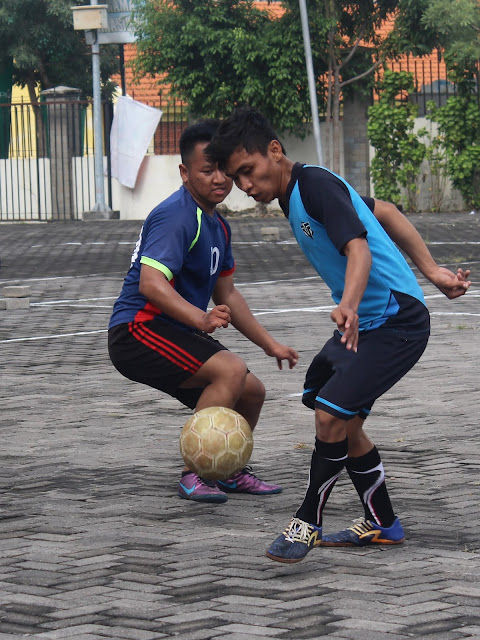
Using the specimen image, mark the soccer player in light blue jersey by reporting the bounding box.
[207,107,471,562]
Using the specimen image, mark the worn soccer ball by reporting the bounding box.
[179,406,253,480]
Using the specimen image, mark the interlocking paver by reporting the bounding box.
[0,213,479,639]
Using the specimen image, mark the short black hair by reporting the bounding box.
[179,119,220,164]
[206,107,285,170]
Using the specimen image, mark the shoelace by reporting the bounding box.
[227,465,258,482]
[284,517,313,543]
[348,518,374,535]
[239,465,256,478]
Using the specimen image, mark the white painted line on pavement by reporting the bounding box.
[430,311,480,317]
[425,292,479,299]
[31,297,116,306]
[236,275,320,286]
[0,329,106,343]
[427,241,480,245]
[2,304,478,344]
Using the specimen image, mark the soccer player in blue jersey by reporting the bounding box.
[207,107,471,561]
[108,120,298,504]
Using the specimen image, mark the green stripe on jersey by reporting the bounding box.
[188,207,202,251]
[140,256,173,280]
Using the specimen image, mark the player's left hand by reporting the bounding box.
[431,267,472,299]
[331,305,359,352]
[265,343,299,370]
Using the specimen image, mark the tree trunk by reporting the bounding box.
[324,68,332,169]
[324,27,335,169]
[332,66,341,174]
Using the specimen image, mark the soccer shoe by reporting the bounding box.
[266,517,322,563]
[217,466,282,495]
[320,517,405,547]
[178,472,228,503]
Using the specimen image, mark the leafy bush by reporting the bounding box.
[426,78,480,210]
[368,70,426,211]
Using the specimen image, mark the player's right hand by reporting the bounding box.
[200,305,231,333]
[331,305,359,352]
[431,266,472,299]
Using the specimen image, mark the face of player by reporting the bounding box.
[180,141,233,215]
[225,140,284,204]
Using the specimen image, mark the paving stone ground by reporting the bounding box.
[0,212,479,640]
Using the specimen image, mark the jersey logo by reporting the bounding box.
[210,246,220,275]
[301,221,314,239]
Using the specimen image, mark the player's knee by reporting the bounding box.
[245,373,266,405]
[216,352,248,388]
[315,410,346,442]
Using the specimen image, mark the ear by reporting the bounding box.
[269,139,283,160]
[179,163,188,184]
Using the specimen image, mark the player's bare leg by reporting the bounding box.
[180,350,249,411]
[232,372,265,431]
[178,351,279,500]
[214,371,279,496]
[345,415,374,457]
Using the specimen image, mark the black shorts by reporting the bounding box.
[108,319,227,409]
[302,322,430,420]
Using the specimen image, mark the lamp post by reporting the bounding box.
[72,1,113,218]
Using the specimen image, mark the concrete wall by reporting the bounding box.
[113,122,337,220]
[343,95,370,196]
[112,125,343,220]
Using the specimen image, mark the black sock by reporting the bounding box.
[295,438,348,527]
[346,446,396,527]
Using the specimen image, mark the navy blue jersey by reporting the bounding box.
[109,186,235,331]
[281,164,426,331]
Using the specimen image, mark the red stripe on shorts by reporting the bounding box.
[129,322,203,374]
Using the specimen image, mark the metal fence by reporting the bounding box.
[384,54,479,114]
[0,97,187,221]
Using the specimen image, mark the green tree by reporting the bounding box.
[422,0,480,72]
[132,0,315,136]
[0,0,119,102]
[292,0,398,172]
[132,0,439,172]
[391,0,441,56]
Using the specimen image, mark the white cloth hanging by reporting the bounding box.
[110,95,162,188]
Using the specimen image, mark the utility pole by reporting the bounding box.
[89,0,112,216]
[72,1,114,218]
[298,0,323,165]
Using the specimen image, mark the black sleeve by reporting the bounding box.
[298,167,367,254]
[362,196,375,212]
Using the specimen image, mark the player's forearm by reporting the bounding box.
[340,238,372,311]
[150,288,205,328]
[387,222,438,279]
[139,270,205,329]
[224,289,276,351]
[374,200,439,280]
